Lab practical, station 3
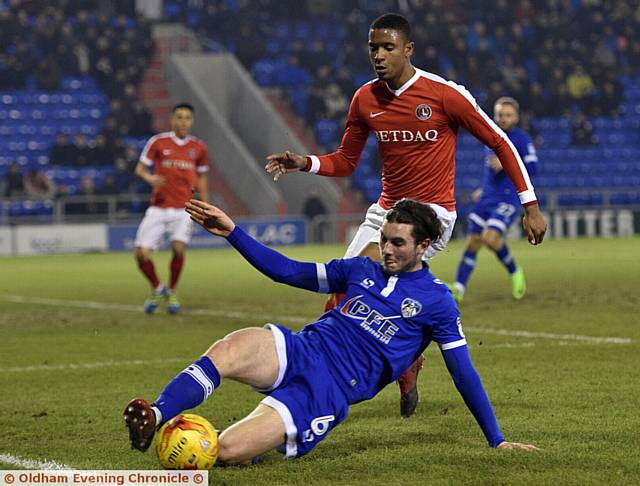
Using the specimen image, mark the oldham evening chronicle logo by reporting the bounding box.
[415,104,432,121]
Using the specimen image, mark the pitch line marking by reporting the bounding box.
[1,343,547,374]
[0,357,187,373]
[464,326,632,345]
[1,294,632,345]
[0,452,72,470]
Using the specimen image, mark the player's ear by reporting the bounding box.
[417,238,430,256]
[404,41,414,58]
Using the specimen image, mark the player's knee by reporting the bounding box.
[482,230,502,249]
[217,434,252,465]
[134,248,149,264]
[467,235,483,252]
[204,337,235,375]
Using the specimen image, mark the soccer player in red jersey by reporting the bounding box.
[265,14,547,417]
[133,103,209,314]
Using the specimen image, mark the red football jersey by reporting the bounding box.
[308,69,536,211]
[140,132,209,208]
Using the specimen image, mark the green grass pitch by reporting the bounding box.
[1,237,639,485]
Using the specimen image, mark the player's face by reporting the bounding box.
[379,221,429,274]
[171,108,194,138]
[368,28,414,87]
[494,104,519,131]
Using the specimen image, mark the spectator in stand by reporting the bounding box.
[130,101,153,137]
[102,117,121,146]
[69,134,91,167]
[596,77,624,117]
[113,157,133,193]
[303,188,328,243]
[323,83,349,121]
[49,133,74,166]
[67,175,100,215]
[4,162,25,197]
[97,175,119,196]
[571,112,597,146]
[308,65,333,125]
[35,58,63,91]
[24,168,56,198]
[567,64,596,113]
[90,134,114,166]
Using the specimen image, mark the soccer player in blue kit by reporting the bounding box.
[124,198,538,464]
[452,97,539,303]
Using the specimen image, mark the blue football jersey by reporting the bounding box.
[301,257,464,405]
[481,127,538,205]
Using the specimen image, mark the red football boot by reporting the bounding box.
[323,293,346,312]
[123,398,157,451]
[397,354,425,417]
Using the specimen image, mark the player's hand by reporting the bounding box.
[497,441,540,452]
[471,188,482,203]
[265,150,307,181]
[522,204,547,245]
[185,199,235,237]
[146,174,166,187]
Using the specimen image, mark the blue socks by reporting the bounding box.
[494,244,517,274]
[153,356,221,425]
[455,250,478,288]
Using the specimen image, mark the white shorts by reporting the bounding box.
[134,206,194,250]
[344,202,457,260]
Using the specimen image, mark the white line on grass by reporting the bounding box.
[0,357,188,373]
[0,452,72,470]
[464,326,632,345]
[2,294,293,321]
[473,342,537,349]
[1,294,632,345]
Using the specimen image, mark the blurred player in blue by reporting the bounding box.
[451,97,539,303]
[124,198,538,464]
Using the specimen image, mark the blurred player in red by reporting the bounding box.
[134,103,209,314]
[265,13,546,417]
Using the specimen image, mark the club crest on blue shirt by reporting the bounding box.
[415,104,432,121]
[401,298,422,318]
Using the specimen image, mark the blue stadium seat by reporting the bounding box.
[289,87,309,117]
[611,192,640,205]
[315,119,339,148]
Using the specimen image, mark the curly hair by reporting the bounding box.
[385,198,442,244]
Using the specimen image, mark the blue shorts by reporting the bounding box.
[468,198,520,236]
[258,324,350,459]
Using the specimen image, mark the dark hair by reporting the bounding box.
[173,102,194,113]
[370,13,412,42]
[385,199,442,244]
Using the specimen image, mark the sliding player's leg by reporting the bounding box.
[217,403,286,465]
[124,327,279,451]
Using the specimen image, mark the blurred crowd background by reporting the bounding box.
[1,0,640,221]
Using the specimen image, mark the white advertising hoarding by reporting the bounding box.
[0,227,12,256]
[14,224,107,255]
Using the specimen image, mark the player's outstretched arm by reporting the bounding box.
[185,199,235,237]
[440,345,504,447]
[186,199,328,292]
[522,203,547,245]
[441,345,539,451]
[265,150,307,181]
